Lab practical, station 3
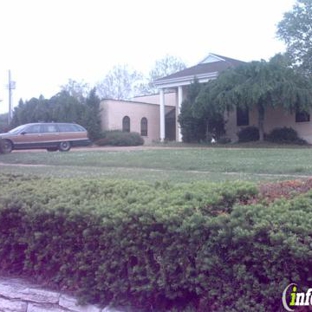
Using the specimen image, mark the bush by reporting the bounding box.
[217,136,231,144]
[2,174,312,311]
[237,126,260,142]
[0,174,257,311]
[95,130,144,146]
[266,127,307,144]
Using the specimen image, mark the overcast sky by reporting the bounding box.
[0,0,296,114]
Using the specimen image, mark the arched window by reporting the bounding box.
[122,116,130,132]
[141,117,148,136]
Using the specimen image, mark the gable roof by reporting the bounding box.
[154,53,245,88]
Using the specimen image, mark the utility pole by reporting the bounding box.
[7,70,16,125]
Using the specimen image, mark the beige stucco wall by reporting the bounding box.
[264,107,312,143]
[225,106,312,143]
[132,89,190,141]
[100,99,173,144]
[224,108,258,142]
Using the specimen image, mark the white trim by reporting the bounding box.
[199,53,225,64]
[177,86,183,142]
[159,89,165,141]
[155,72,218,88]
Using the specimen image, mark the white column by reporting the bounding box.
[159,88,165,141]
[176,86,183,142]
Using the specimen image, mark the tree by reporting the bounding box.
[0,113,8,132]
[179,79,226,143]
[60,79,91,103]
[178,80,205,142]
[11,99,26,127]
[11,96,50,127]
[202,54,312,141]
[11,92,87,128]
[147,55,187,94]
[277,0,312,75]
[96,64,145,100]
[83,88,102,141]
[49,91,87,125]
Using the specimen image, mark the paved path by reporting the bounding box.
[0,276,123,312]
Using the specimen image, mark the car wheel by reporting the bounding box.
[59,141,71,152]
[0,140,13,154]
[47,147,58,152]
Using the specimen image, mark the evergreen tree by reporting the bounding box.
[49,90,87,124]
[179,79,226,143]
[83,88,102,141]
[178,80,207,143]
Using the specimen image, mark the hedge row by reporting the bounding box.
[95,130,144,146]
[0,174,312,311]
[237,126,308,144]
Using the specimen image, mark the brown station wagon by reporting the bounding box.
[0,122,91,153]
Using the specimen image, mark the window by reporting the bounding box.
[237,107,249,126]
[58,124,81,132]
[140,117,148,136]
[296,111,310,123]
[41,124,58,133]
[25,125,41,133]
[122,116,130,132]
[72,124,86,132]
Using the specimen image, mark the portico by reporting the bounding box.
[159,86,184,142]
[154,53,246,142]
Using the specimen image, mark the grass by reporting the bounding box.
[0,145,312,183]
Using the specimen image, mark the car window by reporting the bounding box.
[41,124,58,133]
[8,125,27,134]
[58,124,86,132]
[58,124,77,132]
[25,125,41,133]
[73,124,86,132]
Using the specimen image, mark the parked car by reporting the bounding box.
[0,123,91,154]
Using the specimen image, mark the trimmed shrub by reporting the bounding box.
[0,174,257,310]
[266,127,307,144]
[237,126,260,142]
[217,136,231,144]
[95,130,144,146]
[2,174,312,311]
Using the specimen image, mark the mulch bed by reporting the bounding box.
[243,178,312,205]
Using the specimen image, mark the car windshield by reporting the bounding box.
[8,125,27,134]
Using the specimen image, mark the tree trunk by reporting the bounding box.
[258,104,265,141]
[205,119,209,142]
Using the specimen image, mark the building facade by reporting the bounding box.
[154,53,246,142]
[100,53,312,144]
[100,95,175,144]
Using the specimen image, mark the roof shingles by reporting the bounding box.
[155,53,245,84]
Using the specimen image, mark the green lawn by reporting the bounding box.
[0,146,311,183]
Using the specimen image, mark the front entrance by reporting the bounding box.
[165,108,176,141]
